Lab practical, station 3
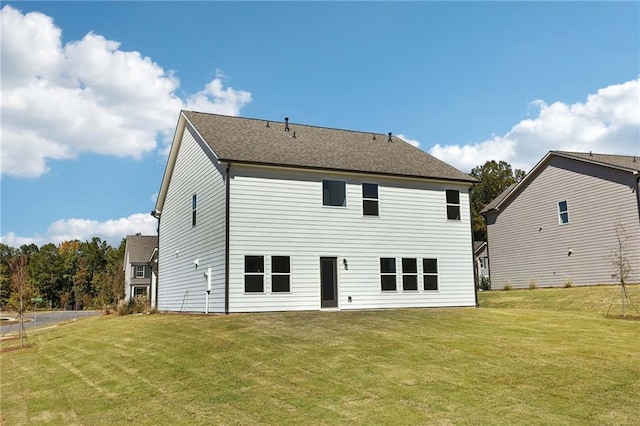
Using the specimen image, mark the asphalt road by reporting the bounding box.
[0,310,102,336]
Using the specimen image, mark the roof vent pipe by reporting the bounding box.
[388,132,392,142]
[266,121,270,128]
[589,151,593,157]
[284,117,290,132]
[292,131,296,139]
[372,134,376,140]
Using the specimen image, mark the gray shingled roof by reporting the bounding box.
[125,235,158,263]
[183,111,476,183]
[480,183,517,214]
[552,151,640,172]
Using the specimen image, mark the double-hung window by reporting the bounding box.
[362,183,379,216]
[271,256,291,293]
[423,258,438,290]
[191,194,197,227]
[244,256,264,293]
[380,258,397,291]
[446,190,461,220]
[323,180,346,207]
[135,265,145,278]
[558,200,569,225]
[402,258,418,291]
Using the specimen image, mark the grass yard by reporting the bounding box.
[1,286,639,425]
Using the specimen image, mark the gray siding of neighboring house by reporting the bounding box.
[486,156,640,289]
[157,124,227,312]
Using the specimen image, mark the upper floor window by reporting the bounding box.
[244,256,264,293]
[423,258,438,291]
[380,258,397,291]
[323,180,346,207]
[446,190,461,220]
[402,258,418,291]
[558,200,569,225]
[191,194,197,227]
[135,265,145,278]
[271,256,291,293]
[362,183,379,216]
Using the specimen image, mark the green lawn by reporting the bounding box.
[1,286,639,425]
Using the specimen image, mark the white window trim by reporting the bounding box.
[557,200,569,225]
[135,265,145,278]
[422,258,439,291]
[322,179,348,208]
[380,257,398,292]
[446,189,461,221]
[271,256,291,293]
[362,182,379,217]
[244,255,265,294]
[401,258,419,292]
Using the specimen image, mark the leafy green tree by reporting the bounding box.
[0,243,18,307]
[470,160,526,241]
[28,243,64,306]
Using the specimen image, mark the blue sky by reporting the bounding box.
[1,1,639,247]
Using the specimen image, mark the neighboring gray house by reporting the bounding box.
[123,235,158,305]
[473,241,489,280]
[482,151,640,289]
[152,111,478,313]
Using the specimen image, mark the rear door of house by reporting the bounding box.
[320,257,338,308]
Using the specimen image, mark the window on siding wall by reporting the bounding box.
[271,256,291,293]
[135,265,145,278]
[362,183,379,216]
[323,180,346,207]
[380,258,397,291]
[244,256,264,293]
[423,258,438,291]
[402,258,418,291]
[558,200,569,225]
[446,190,461,220]
[191,194,197,227]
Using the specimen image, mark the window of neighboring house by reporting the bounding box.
[558,200,569,225]
[479,258,487,270]
[380,258,397,291]
[134,287,147,297]
[446,190,461,220]
[362,183,379,216]
[135,265,145,278]
[272,256,291,293]
[402,258,418,291]
[323,180,346,207]
[244,256,264,293]
[192,193,197,227]
[423,258,438,291]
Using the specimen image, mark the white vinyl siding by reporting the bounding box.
[227,165,475,312]
[157,124,227,313]
[486,156,640,289]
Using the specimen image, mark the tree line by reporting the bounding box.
[1,237,126,310]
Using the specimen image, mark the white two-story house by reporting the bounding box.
[153,111,478,313]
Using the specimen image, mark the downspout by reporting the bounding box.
[206,267,211,314]
[224,163,231,315]
[151,210,161,310]
[469,186,479,308]
[635,175,640,227]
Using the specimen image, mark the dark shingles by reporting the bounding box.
[183,111,476,183]
[552,151,640,172]
[125,235,158,263]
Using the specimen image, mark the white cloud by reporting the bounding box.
[429,78,640,172]
[0,5,252,178]
[397,134,420,148]
[0,213,157,247]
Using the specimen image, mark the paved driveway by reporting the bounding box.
[0,310,102,336]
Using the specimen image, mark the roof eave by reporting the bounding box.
[218,158,477,184]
